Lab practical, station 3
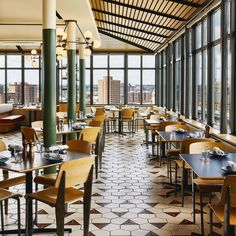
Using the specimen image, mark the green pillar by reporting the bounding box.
[42,0,56,174]
[79,44,86,114]
[67,21,77,140]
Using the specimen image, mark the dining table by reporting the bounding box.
[0,149,92,235]
[179,152,236,236]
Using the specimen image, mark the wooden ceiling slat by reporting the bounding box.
[168,0,201,8]
[101,0,186,21]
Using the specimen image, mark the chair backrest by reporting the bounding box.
[95,107,105,116]
[79,127,101,143]
[66,140,92,154]
[220,175,236,207]
[31,120,43,129]
[158,121,181,131]
[89,120,103,128]
[0,140,6,151]
[93,115,105,122]
[165,124,196,132]
[190,141,228,154]
[181,138,213,154]
[58,103,80,112]
[55,156,95,188]
[121,108,134,118]
[21,127,38,143]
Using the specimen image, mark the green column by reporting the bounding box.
[67,21,77,140]
[42,0,56,174]
[79,58,86,114]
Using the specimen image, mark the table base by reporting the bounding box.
[0,227,72,235]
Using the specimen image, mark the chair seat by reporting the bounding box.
[0,175,25,189]
[0,188,22,201]
[26,187,84,207]
[175,159,191,169]
[209,204,236,225]
[193,178,223,192]
[167,148,180,156]
[34,173,57,187]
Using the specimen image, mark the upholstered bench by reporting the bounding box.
[0,104,24,132]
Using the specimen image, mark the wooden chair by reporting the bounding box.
[208,175,236,236]
[89,120,103,128]
[174,138,213,206]
[31,120,43,140]
[0,188,22,235]
[93,115,106,123]
[190,141,233,235]
[79,127,101,178]
[21,126,38,143]
[0,140,25,215]
[26,157,94,236]
[120,108,135,134]
[95,107,105,116]
[165,123,196,182]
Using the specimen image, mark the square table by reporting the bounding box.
[0,150,91,235]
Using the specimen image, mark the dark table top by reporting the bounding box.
[0,150,91,173]
[158,131,202,142]
[145,118,176,125]
[180,153,236,179]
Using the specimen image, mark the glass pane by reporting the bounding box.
[128,70,140,104]
[59,69,67,102]
[128,55,141,68]
[93,55,108,68]
[196,52,202,119]
[0,70,5,103]
[227,39,231,131]
[85,69,90,104]
[93,70,108,104]
[195,23,202,49]
[110,55,124,68]
[175,61,180,111]
[212,9,221,41]
[7,70,22,104]
[110,70,124,104]
[24,70,39,105]
[0,55,5,68]
[7,55,21,68]
[203,19,207,46]
[142,55,155,68]
[142,70,155,104]
[85,56,90,68]
[203,49,208,121]
[212,44,221,127]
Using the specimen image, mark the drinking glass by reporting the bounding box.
[201,146,210,162]
[14,149,22,163]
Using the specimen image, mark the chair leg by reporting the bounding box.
[55,205,65,236]
[95,154,98,179]
[16,198,21,236]
[209,208,213,236]
[175,163,178,197]
[34,185,38,224]
[25,199,30,236]
[200,192,204,236]
[181,166,184,207]
[0,201,4,232]
[192,182,196,224]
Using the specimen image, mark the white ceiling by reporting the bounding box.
[0,0,100,51]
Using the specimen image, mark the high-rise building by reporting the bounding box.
[24,82,39,104]
[98,76,120,104]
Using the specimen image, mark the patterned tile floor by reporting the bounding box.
[0,130,224,235]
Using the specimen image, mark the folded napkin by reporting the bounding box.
[8,144,22,152]
[212,147,225,156]
[226,161,236,171]
[49,145,69,152]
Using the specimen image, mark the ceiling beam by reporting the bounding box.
[92,9,176,31]
[95,19,169,38]
[101,0,186,21]
[98,29,154,52]
[97,26,161,44]
[168,0,201,8]
[16,45,24,54]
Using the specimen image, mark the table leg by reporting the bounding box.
[26,172,33,235]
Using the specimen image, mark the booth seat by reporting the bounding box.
[0,104,24,132]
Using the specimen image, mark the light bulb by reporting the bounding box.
[57,55,62,61]
[56,46,64,55]
[93,40,101,48]
[62,49,67,58]
[56,28,64,37]
[25,55,32,61]
[31,49,37,55]
[84,30,92,39]
[84,47,91,57]
[32,60,38,68]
